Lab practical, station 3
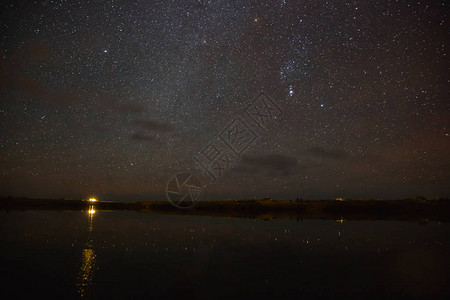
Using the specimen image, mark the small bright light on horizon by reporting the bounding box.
[88,198,97,202]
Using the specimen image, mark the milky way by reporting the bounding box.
[0,0,448,200]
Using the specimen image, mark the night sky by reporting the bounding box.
[0,0,448,201]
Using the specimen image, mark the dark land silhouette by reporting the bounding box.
[1,196,449,223]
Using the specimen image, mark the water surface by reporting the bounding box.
[1,210,449,299]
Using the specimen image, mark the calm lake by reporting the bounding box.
[1,209,449,299]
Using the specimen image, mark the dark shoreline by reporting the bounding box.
[1,197,449,223]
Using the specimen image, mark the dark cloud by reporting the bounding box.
[130,119,174,143]
[232,154,300,176]
[106,101,146,114]
[117,102,146,114]
[0,43,79,107]
[132,119,174,132]
[22,40,52,63]
[0,73,80,106]
[130,132,155,142]
[306,146,347,160]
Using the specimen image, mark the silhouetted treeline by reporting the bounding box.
[1,196,449,222]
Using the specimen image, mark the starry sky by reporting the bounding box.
[0,0,448,201]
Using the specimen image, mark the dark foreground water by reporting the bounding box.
[1,209,449,299]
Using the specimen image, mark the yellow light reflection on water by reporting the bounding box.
[88,205,95,232]
[77,203,97,297]
[77,248,96,298]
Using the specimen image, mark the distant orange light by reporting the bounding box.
[88,198,97,202]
